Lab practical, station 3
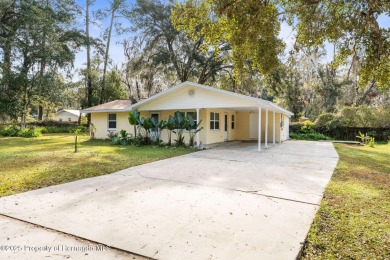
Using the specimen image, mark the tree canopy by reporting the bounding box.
[0,0,389,125]
[172,0,390,89]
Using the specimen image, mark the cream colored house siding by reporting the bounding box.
[91,109,287,143]
[275,113,282,143]
[263,110,278,143]
[236,111,250,141]
[137,85,259,111]
[92,112,134,139]
[55,112,79,122]
[117,112,134,135]
[91,113,107,139]
[202,109,224,144]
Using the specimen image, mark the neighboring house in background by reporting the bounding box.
[83,81,293,151]
[54,110,83,122]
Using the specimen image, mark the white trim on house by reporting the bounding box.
[83,109,129,113]
[107,113,117,131]
[130,82,294,117]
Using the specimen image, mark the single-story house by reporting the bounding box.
[83,81,293,151]
[54,109,83,122]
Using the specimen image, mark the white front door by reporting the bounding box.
[224,113,228,140]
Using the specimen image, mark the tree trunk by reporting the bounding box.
[38,105,43,120]
[167,40,183,81]
[20,94,29,130]
[135,80,141,100]
[356,80,376,106]
[100,7,116,104]
[2,39,12,91]
[74,136,78,153]
[86,0,93,125]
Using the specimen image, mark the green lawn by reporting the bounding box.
[0,134,193,197]
[301,143,390,259]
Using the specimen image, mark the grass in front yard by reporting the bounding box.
[0,134,193,197]
[301,143,390,259]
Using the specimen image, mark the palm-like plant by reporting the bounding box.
[150,117,165,144]
[164,116,176,146]
[187,114,203,147]
[173,111,188,147]
[128,110,140,137]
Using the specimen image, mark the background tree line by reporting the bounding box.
[1,0,389,129]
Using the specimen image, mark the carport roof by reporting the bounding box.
[82,81,294,116]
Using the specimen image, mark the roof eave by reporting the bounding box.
[269,103,294,117]
[82,109,128,113]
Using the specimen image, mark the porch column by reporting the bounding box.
[273,111,276,145]
[265,109,268,148]
[196,108,200,147]
[258,107,262,152]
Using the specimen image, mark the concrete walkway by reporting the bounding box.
[0,140,338,260]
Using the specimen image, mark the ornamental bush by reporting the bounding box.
[17,127,42,138]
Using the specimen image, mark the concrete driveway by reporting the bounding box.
[0,140,338,259]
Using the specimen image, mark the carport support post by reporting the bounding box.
[196,108,200,147]
[258,107,262,152]
[265,109,268,148]
[273,111,276,145]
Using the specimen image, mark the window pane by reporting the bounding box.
[108,114,116,120]
[210,121,214,130]
[187,112,197,121]
[232,115,234,121]
[231,122,235,129]
[215,113,219,120]
[215,121,220,130]
[151,113,159,121]
[108,121,116,129]
[210,112,214,120]
[176,111,185,119]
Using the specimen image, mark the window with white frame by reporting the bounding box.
[187,111,197,125]
[108,113,117,129]
[231,114,235,129]
[210,112,220,130]
[68,118,72,122]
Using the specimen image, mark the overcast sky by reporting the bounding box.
[71,0,390,82]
